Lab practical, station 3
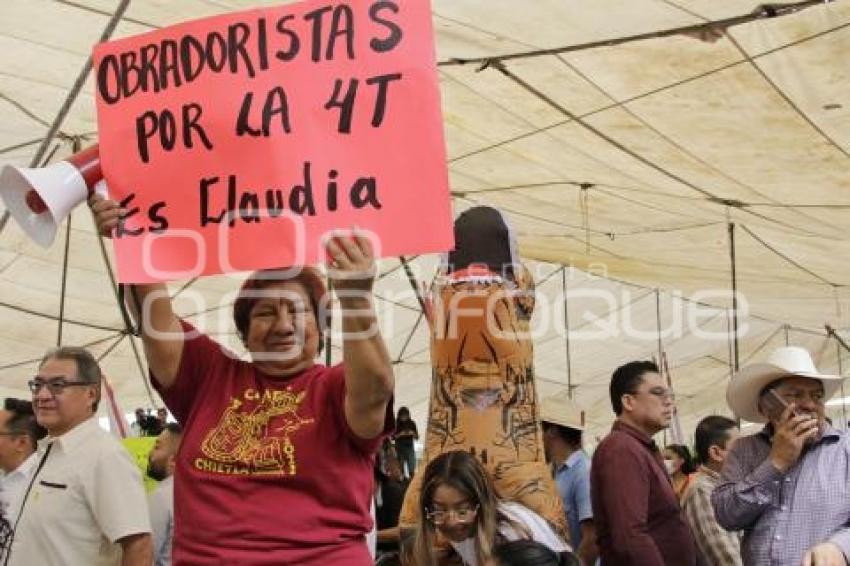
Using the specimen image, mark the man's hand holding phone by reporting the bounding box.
[766,390,820,472]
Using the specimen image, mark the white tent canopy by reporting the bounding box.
[2,0,850,442]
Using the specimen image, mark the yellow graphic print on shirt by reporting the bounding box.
[197,387,314,476]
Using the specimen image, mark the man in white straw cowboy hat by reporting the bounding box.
[712,346,850,566]
[540,396,598,566]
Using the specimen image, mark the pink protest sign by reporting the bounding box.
[93,0,452,283]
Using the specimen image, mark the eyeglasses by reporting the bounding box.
[425,505,479,525]
[631,387,675,402]
[28,379,94,395]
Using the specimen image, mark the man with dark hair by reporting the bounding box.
[0,399,46,526]
[540,397,597,565]
[148,422,182,566]
[591,360,696,566]
[7,347,152,565]
[682,416,742,566]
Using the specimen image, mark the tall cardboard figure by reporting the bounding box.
[399,206,566,539]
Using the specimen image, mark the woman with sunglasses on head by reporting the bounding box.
[412,450,570,566]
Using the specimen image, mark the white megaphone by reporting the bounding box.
[0,144,105,247]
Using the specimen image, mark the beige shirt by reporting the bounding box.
[8,417,151,566]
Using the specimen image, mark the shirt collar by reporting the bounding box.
[697,465,721,481]
[39,416,100,454]
[565,450,585,468]
[6,451,40,479]
[613,420,659,451]
[555,450,585,473]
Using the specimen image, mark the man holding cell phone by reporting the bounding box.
[712,346,849,566]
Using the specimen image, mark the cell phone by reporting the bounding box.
[762,389,797,421]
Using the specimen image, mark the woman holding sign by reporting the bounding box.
[90,194,394,565]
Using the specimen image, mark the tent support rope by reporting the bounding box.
[93,230,157,408]
[726,33,850,160]
[486,59,826,238]
[740,224,837,286]
[0,331,124,371]
[395,310,425,365]
[56,137,81,346]
[96,333,127,363]
[438,0,833,67]
[400,257,429,316]
[392,256,430,365]
[56,203,73,346]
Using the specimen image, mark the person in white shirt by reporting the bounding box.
[146,422,182,566]
[6,346,152,566]
[411,450,572,566]
[0,398,46,527]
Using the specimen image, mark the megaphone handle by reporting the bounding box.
[67,145,101,195]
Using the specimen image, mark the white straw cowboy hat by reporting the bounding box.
[540,397,586,431]
[727,346,844,423]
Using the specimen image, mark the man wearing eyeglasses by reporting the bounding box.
[590,360,697,566]
[6,347,152,566]
[713,347,850,566]
[0,399,46,529]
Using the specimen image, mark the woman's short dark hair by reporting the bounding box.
[232,267,328,351]
[610,360,659,415]
[665,444,696,475]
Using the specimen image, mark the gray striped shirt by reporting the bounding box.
[712,426,850,565]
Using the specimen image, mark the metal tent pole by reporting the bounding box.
[562,267,573,398]
[728,222,740,372]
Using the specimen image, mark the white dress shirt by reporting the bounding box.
[8,417,151,566]
[0,452,39,526]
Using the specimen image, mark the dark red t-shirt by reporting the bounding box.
[155,321,392,565]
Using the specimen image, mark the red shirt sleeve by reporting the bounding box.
[152,319,230,424]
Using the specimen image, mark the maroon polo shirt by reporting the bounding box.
[591,421,697,566]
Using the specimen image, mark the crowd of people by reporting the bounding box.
[0,193,847,566]
[131,407,170,438]
[4,341,848,565]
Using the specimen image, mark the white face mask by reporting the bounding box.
[664,458,678,475]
